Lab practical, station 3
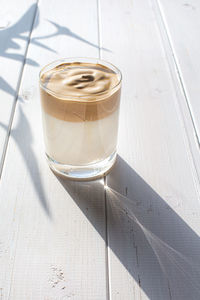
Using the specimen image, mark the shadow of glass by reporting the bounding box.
[56,155,200,300]
[0,106,51,218]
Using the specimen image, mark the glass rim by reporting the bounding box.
[39,57,122,101]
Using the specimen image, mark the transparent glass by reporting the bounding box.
[39,57,122,180]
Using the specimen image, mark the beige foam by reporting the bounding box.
[40,62,121,122]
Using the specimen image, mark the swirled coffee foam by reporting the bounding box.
[40,62,121,165]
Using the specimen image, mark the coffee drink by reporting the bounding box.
[39,59,121,179]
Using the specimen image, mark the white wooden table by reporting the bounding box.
[1,0,200,299]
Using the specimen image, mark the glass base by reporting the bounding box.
[46,152,117,180]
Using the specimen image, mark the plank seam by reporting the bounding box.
[7,3,40,298]
[154,0,200,147]
[98,0,111,298]
[150,0,200,188]
[7,196,23,300]
[0,0,39,179]
[153,0,200,147]
[97,0,102,59]
[104,176,111,300]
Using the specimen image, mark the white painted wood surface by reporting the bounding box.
[0,0,200,299]
[151,0,200,182]
[157,0,200,142]
[100,0,200,299]
[0,0,37,173]
[0,1,107,299]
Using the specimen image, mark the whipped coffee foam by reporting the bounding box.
[41,62,119,97]
[40,62,121,122]
[40,61,121,165]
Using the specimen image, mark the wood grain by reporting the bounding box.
[1,0,200,299]
[100,0,200,299]
[0,0,107,299]
[156,0,200,143]
[0,0,37,174]
[151,0,200,184]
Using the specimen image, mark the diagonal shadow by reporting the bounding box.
[0,76,18,97]
[33,19,111,52]
[56,155,200,300]
[0,3,109,216]
[0,76,23,102]
[0,3,55,59]
[0,4,110,98]
[0,4,40,64]
[0,4,41,97]
[0,106,51,217]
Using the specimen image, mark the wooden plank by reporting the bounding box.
[150,0,200,183]
[0,1,108,299]
[155,0,200,142]
[100,0,200,299]
[0,0,37,173]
